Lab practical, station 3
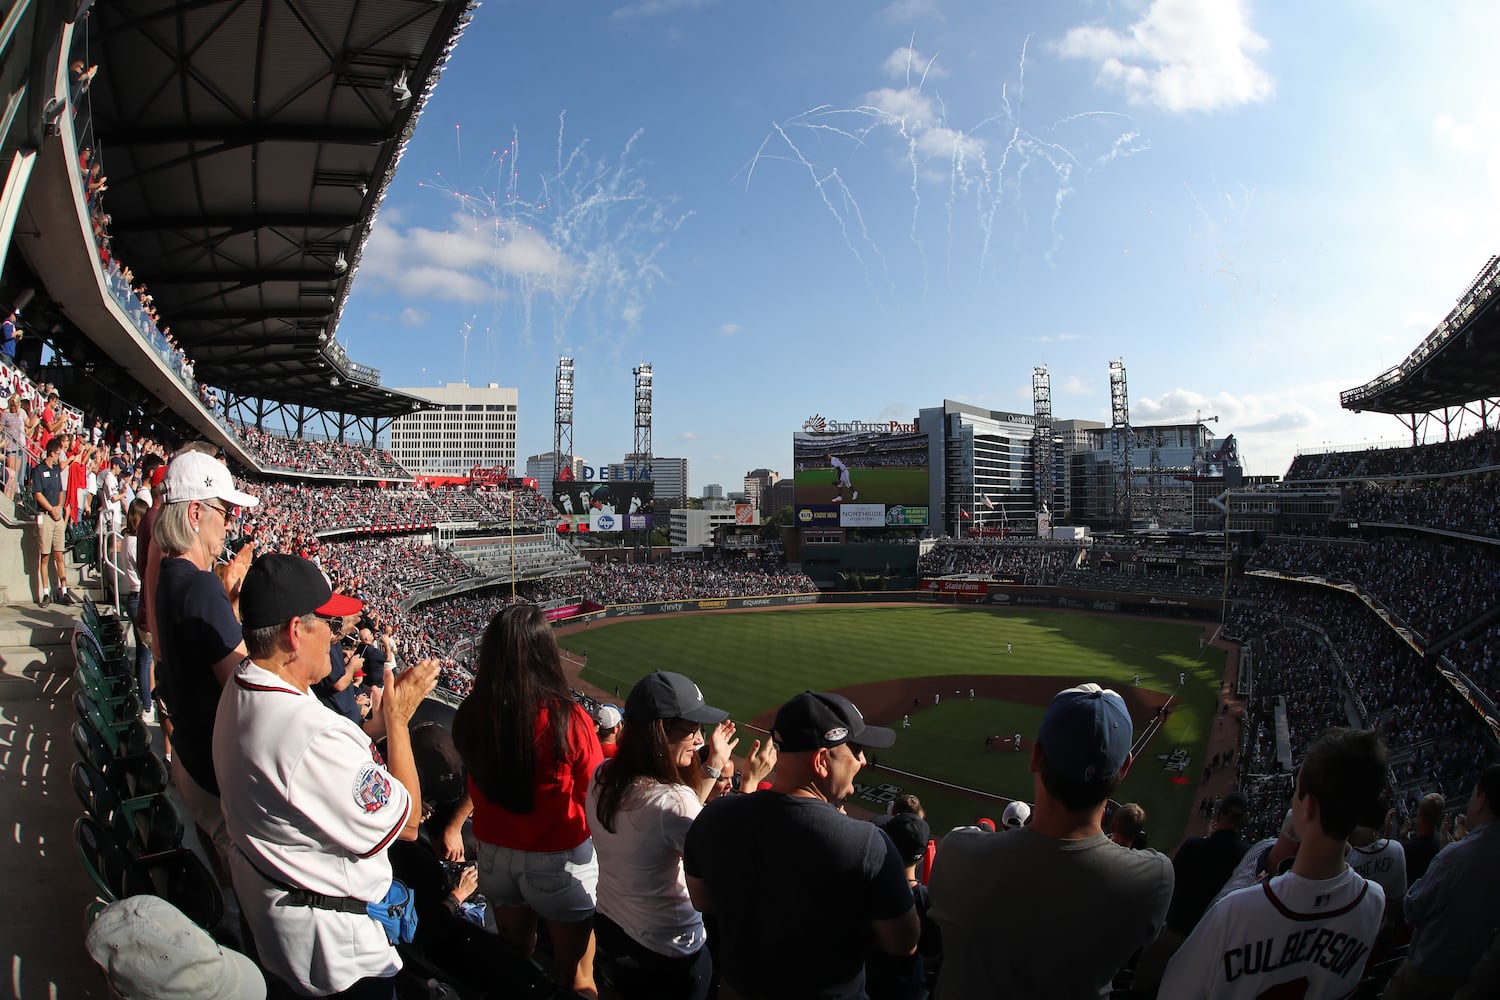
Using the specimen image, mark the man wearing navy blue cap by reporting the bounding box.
[928,683,1173,999]
[684,690,918,999]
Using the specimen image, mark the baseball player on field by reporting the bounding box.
[1159,728,1389,999]
[827,453,858,501]
[214,555,440,998]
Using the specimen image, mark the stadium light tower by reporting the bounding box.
[631,363,654,560]
[1032,366,1054,529]
[633,363,653,470]
[554,356,574,482]
[1108,359,1133,527]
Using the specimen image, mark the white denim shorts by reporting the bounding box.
[476,838,598,924]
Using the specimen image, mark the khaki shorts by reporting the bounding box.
[36,513,66,553]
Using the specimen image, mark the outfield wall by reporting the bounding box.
[576,586,1221,623]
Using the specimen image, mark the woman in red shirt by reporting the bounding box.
[451,604,603,997]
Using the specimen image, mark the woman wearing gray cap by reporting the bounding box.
[587,671,775,1000]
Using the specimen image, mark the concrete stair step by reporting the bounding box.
[0,644,76,699]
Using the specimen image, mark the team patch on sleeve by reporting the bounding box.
[353,763,392,813]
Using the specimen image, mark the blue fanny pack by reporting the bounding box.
[365,879,418,944]
[242,849,418,944]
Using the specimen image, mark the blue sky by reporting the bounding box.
[341,0,1499,492]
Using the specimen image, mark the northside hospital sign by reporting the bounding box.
[803,415,918,435]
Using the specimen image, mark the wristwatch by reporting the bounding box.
[702,762,723,779]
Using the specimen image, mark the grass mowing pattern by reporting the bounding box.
[565,606,1224,841]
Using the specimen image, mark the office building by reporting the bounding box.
[390,382,517,475]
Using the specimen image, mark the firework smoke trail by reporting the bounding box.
[742,35,1147,303]
[419,113,691,363]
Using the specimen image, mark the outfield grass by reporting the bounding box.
[792,466,930,506]
[565,606,1224,842]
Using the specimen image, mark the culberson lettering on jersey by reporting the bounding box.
[1222,927,1370,982]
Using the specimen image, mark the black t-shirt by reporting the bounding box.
[1166,828,1250,933]
[683,791,914,999]
[155,557,243,795]
[315,643,364,724]
[361,641,388,686]
[1403,830,1442,884]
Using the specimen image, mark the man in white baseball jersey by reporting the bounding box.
[1159,728,1388,999]
[827,453,858,501]
[214,555,439,998]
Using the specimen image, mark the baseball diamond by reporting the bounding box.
[556,604,1226,842]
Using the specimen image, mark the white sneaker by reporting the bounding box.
[852,491,859,500]
[142,705,157,725]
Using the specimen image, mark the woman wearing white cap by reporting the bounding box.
[151,448,258,877]
[587,671,776,1000]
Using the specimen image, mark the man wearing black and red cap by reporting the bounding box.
[213,554,439,999]
[683,690,918,999]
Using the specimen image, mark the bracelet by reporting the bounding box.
[702,762,723,779]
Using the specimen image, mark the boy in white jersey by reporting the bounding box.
[1160,728,1388,999]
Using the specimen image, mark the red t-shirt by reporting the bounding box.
[469,702,603,853]
[600,742,620,759]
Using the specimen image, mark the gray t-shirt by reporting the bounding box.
[928,827,1173,999]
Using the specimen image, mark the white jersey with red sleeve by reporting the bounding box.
[214,659,411,995]
[1159,867,1384,1000]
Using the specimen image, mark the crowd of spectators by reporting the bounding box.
[1227,577,1493,822]
[1284,425,1500,481]
[916,539,1232,598]
[918,539,1083,583]
[235,480,563,542]
[1248,533,1500,644]
[1339,475,1500,539]
[232,423,412,479]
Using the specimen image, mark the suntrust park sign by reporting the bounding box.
[803,415,916,435]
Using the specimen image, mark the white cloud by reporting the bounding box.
[1032,332,1085,344]
[398,308,428,326]
[358,212,573,304]
[1056,0,1274,113]
[863,87,987,165]
[1129,384,1411,479]
[680,431,699,440]
[717,323,741,337]
[882,46,948,82]
[1059,375,1092,396]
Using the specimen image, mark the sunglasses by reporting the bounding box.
[200,500,239,519]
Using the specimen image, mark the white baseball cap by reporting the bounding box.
[597,705,622,729]
[162,451,258,508]
[85,895,266,1000]
[1002,801,1032,828]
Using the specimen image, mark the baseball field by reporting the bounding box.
[559,605,1226,843]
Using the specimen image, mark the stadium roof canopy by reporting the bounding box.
[82,0,474,418]
[1342,256,1500,415]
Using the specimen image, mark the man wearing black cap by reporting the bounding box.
[683,690,918,999]
[927,683,1173,999]
[213,554,440,999]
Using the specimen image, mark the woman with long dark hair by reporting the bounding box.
[450,604,603,997]
[587,671,776,1000]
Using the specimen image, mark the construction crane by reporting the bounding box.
[1193,410,1219,471]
